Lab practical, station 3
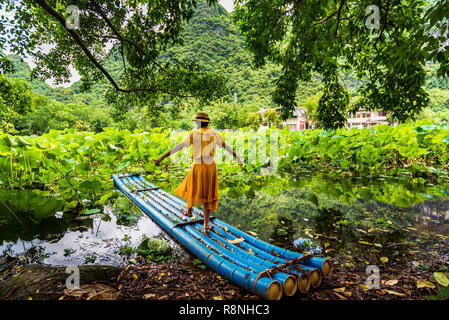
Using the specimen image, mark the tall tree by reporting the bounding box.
[0,0,227,117]
[234,0,449,129]
[0,75,33,132]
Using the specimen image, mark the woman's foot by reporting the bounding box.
[203,225,212,236]
[182,208,193,217]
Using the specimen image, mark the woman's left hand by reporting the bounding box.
[236,157,243,167]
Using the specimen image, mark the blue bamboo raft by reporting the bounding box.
[113,173,333,300]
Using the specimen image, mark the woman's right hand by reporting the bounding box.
[236,157,243,167]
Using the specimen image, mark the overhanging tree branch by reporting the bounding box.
[33,0,123,91]
[32,0,181,95]
[88,0,169,74]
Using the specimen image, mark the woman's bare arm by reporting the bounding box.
[155,142,185,166]
[223,142,243,167]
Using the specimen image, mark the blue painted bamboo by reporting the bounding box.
[113,174,283,300]
[131,175,312,292]
[135,175,332,277]
[126,176,298,296]
[132,176,295,267]
[135,175,331,278]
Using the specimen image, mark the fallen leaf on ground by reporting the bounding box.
[333,287,346,293]
[358,241,372,245]
[416,281,436,289]
[359,284,369,291]
[385,290,406,297]
[226,237,245,244]
[87,291,117,300]
[332,292,347,300]
[380,257,388,263]
[433,272,449,287]
[63,284,117,300]
[384,279,399,286]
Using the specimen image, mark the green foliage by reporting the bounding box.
[1,0,227,117]
[136,237,174,262]
[0,127,173,223]
[202,100,261,129]
[13,95,113,135]
[4,1,449,132]
[301,92,323,122]
[271,215,296,247]
[84,255,96,264]
[192,258,207,269]
[316,74,350,130]
[278,122,449,177]
[262,109,281,128]
[0,75,33,133]
[0,55,13,74]
[233,0,448,128]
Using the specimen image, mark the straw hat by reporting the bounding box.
[192,112,211,123]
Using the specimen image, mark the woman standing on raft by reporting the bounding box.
[155,112,243,235]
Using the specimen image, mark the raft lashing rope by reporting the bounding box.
[112,173,333,300]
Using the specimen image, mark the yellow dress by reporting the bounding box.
[175,128,225,212]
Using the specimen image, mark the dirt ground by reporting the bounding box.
[1,254,447,300]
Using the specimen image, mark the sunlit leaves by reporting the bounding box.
[0,74,33,133]
[433,272,449,287]
[416,280,436,289]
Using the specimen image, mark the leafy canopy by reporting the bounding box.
[0,0,227,115]
[233,0,449,129]
[0,75,33,133]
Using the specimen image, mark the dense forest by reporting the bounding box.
[1,0,449,136]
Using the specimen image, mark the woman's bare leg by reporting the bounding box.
[203,206,211,235]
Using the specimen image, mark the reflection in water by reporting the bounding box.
[214,173,449,266]
[411,200,449,229]
[0,193,171,266]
